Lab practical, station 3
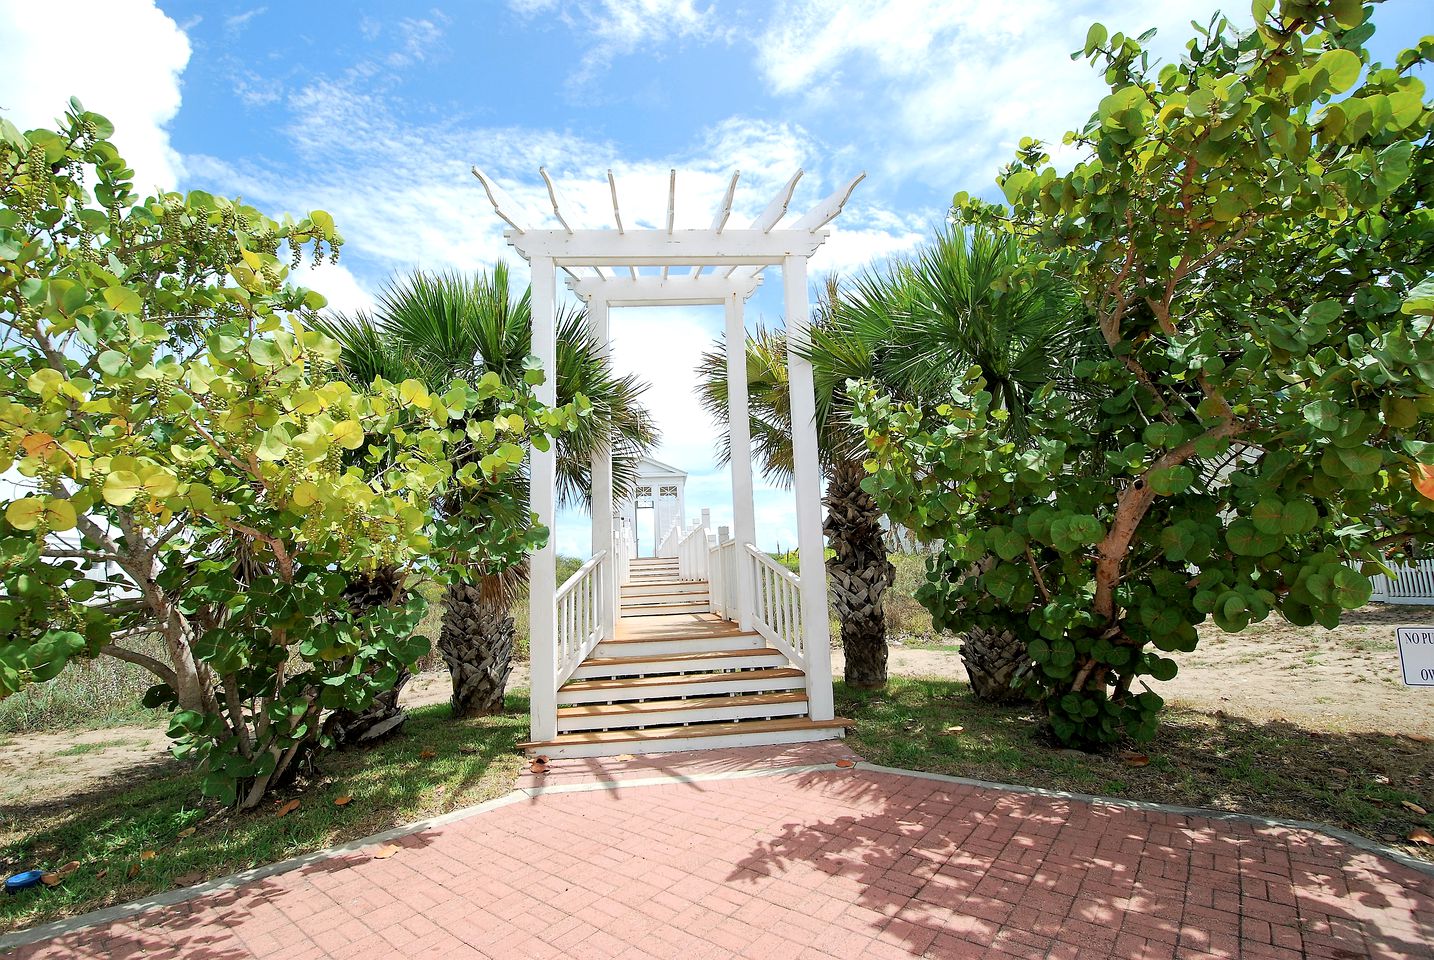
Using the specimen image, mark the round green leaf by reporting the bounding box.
[1316,49,1362,95]
[102,470,143,506]
[102,286,143,314]
[5,497,44,530]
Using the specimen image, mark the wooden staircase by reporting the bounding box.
[519,612,850,759]
[619,557,710,617]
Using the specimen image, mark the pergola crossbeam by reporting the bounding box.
[566,274,761,306]
[506,228,826,265]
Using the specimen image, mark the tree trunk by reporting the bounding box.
[439,577,515,718]
[959,626,1031,703]
[323,568,411,745]
[823,461,894,689]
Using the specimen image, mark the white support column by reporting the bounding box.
[528,256,558,743]
[783,255,835,722]
[724,290,757,632]
[588,297,618,642]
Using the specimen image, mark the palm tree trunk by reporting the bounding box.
[439,577,515,718]
[823,461,894,689]
[323,567,412,746]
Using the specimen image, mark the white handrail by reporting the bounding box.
[556,550,608,686]
[614,518,634,587]
[743,543,805,669]
[677,521,711,580]
[709,538,738,619]
[656,518,684,558]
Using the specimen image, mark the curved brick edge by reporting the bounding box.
[3,754,1428,952]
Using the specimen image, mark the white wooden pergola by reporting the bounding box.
[472,165,863,748]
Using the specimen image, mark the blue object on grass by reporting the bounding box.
[6,870,44,893]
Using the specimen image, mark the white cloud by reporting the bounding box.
[0,0,191,192]
[753,0,1225,187]
[224,6,267,35]
[296,261,375,316]
[510,0,730,86]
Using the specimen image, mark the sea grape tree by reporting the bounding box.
[0,103,581,806]
[856,2,1434,746]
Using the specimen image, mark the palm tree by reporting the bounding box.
[318,265,659,717]
[697,225,1085,693]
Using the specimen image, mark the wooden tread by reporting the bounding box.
[558,691,807,719]
[561,666,803,692]
[521,715,852,750]
[581,647,783,669]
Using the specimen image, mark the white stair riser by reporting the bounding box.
[557,673,804,705]
[593,635,765,658]
[621,582,709,597]
[557,699,808,732]
[570,652,787,680]
[619,592,711,606]
[528,726,844,759]
[621,603,711,617]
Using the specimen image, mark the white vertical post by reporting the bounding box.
[528,256,558,743]
[725,290,757,632]
[587,297,618,642]
[783,256,834,721]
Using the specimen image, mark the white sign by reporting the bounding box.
[1396,626,1434,687]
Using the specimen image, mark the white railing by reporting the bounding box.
[709,537,739,619]
[555,550,608,685]
[1370,559,1434,605]
[744,544,805,669]
[677,522,712,580]
[656,519,683,558]
[614,518,635,587]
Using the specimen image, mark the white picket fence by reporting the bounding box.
[1369,559,1434,605]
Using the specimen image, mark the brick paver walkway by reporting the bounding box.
[9,747,1433,959]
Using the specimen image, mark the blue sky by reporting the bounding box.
[1,0,1426,556]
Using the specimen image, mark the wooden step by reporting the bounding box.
[618,596,711,611]
[569,647,787,680]
[557,691,808,732]
[622,580,709,597]
[621,600,711,617]
[593,632,764,658]
[521,716,852,758]
[557,667,805,705]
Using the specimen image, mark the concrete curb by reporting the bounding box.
[4,755,1430,950]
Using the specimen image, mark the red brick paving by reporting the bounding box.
[9,749,1433,959]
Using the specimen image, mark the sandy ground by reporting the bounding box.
[4,607,1430,808]
[863,603,1434,738]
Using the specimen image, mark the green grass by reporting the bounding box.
[0,648,167,734]
[0,696,529,934]
[53,739,135,758]
[838,676,1434,862]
